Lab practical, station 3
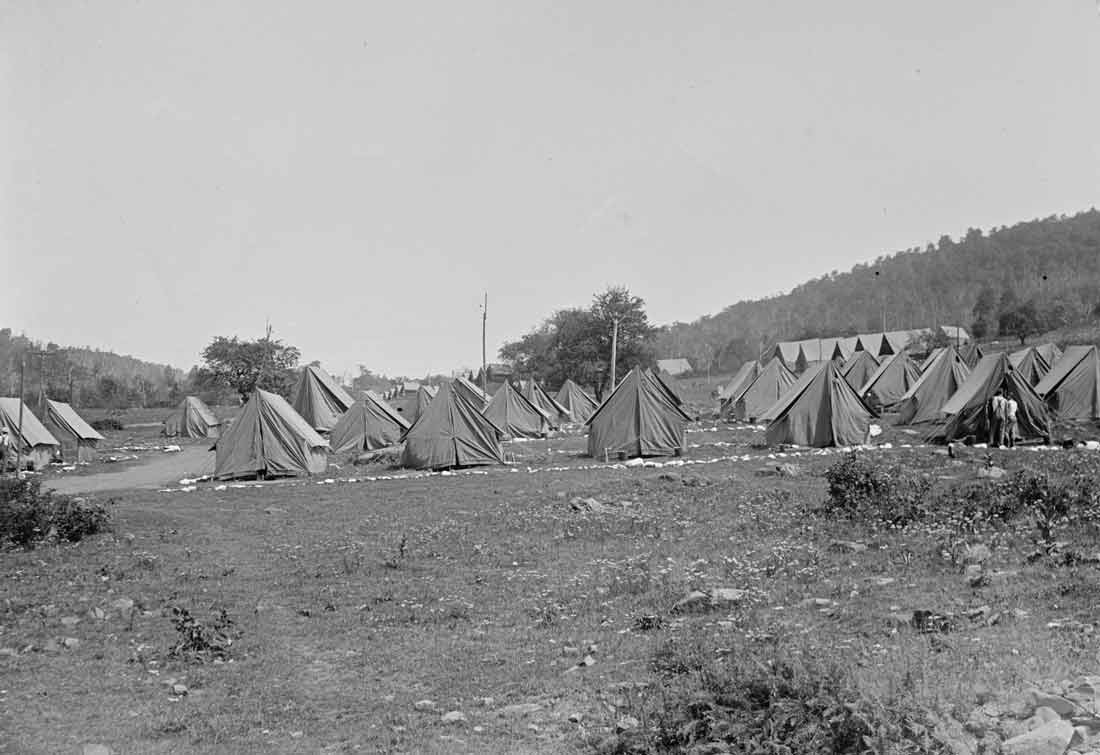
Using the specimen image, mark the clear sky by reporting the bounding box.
[3,1,1099,379]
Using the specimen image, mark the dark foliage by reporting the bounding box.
[0,477,111,548]
[820,453,933,526]
[168,606,238,661]
[90,418,125,432]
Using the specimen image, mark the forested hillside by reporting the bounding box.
[655,210,1100,371]
[0,329,184,409]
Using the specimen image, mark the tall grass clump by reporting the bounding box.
[0,476,111,548]
[820,453,932,526]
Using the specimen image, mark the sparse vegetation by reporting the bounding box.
[90,417,125,432]
[820,452,933,526]
[0,476,111,548]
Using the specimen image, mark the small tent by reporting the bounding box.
[650,368,687,408]
[44,400,105,462]
[291,365,355,433]
[585,367,692,458]
[401,381,506,470]
[328,391,411,454]
[483,381,551,439]
[1034,345,1100,421]
[717,361,760,401]
[958,343,985,369]
[931,353,1051,443]
[410,385,438,424]
[453,376,491,410]
[521,380,570,428]
[1035,343,1063,369]
[554,379,600,424]
[0,398,60,470]
[896,347,971,425]
[724,358,797,421]
[214,389,328,479]
[1008,346,1052,387]
[860,352,920,410]
[920,347,945,373]
[761,361,874,448]
[165,396,221,439]
[840,350,880,392]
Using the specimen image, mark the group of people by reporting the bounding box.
[989,389,1018,448]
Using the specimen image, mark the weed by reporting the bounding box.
[168,606,239,662]
[383,533,408,569]
[820,453,932,526]
[0,477,111,548]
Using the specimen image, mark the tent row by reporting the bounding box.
[0,398,104,469]
[772,326,971,367]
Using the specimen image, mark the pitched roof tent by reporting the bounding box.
[724,358,797,421]
[521,379,571,427]
[840,350,880,392]
[401,381,506,470]
[554,379,600,424]
[328,390,411,454]
[1008,346,1053,386]
[165,396,221,438]
[585,367,693,459]
[958,343,985,368]
[717,361,760,401]
[896,347,971,425]
[44,400,105,463]
[931,353,1051,443]
[214,389,329,479]
[761,361,874,447]
[410,384,438,424]
[483,381,551,439]
[656,358,692,376]
[291,364,355,432]
[859,352,920,408]
[1034,345,1100,421]
[0,398,60,469]
[453,376,491,410]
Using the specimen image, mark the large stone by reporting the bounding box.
[441,711,467,724]
[709,588,748,607]
[1001,719,1074,755]
[498,703,543,718]
[413,699,437,712]
[829,540,869,553]
[1029,690,1076,717]
[671,590,710,613]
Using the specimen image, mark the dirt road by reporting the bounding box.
[45,446,216,494]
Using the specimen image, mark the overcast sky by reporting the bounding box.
[3,1,1099,379]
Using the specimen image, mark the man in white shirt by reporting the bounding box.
[1004,396,1018,448]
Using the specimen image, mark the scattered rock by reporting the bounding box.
[89,607,107,621]
[473,697,494,707]
[671,590,710,614]
[62,637,80,649]
[671,588,747,614]
[110,598,134,613]
[964,564,986,587]
[1001,719,1074,755]
[171,683,189,696]
[413,700,437,712]
[710,588,748,607]
[568,712,583,723]
[1029,691,1076,717]
[498,703,543,718]
[963,544,993,565]
[441,711,467,724]
[829,540,868,553]
[911,610,955,634]
[616,715,640,733]
[978,466,1007,479]
[60,616,81,627]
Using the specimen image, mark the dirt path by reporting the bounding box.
[45,446,216,494]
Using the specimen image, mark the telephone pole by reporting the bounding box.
[15,357,25,475]
[609,317,621,389]
[481,293,488,396]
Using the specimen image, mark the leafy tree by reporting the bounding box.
[590,286,657,393]
[200,335,300,403]
[998,303,1042,345]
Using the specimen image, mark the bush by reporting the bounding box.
[0,477,111,548]
[168,606,238,662]
[91,418,124,432]
[821,453,932,526]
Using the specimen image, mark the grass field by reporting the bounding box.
[5,409,1100,753]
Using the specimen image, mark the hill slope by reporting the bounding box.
[657,209,1100,370]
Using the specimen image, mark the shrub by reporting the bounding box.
[91,418,124,432]
[0,477,111,548]
[168,606,238,661]
[821,453,932,526]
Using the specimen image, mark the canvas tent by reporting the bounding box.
[401,381,506,470]
[656,358,692,376]
[1008,346,1052,386]
[0,398,60,470]
[328,391,411,454]
[555,379,600,424]
[585,367,692,458]
[214,389,329,479]
[453,376,491,410]
[44,400,105,462]
[840,350,880,392]
[650,368,687,407]
[958,343,985,369]
[1035,343,1063,369]
[920,347,945,373]
[410,385,438,424]
[291,365,355,433]
[772,342,802,367]
[761,361,874,448]
[1034,345,1100,421]
[165,396,221,439]
[717,361,760,401]
[483,381,551,439]
[930,353,1051,443]
[724,358,797,421]
[521,380,570,427]
[860,352,920,409]
[896,347,971,425]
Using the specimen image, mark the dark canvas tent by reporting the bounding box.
[761,361,874,447]
[521,380,570,428]
[328,391,411,454]
[958,343,985,368]
[1008,346,1052,386]
[0,398,60,470]
[453,376,490,410]
[860,352,920,409]
[401,381,506,470]
[725,359,796,421]
[291,365,355,433]
[585,367,692,458]
[930,353,1051,443]
[44,400,105,462]
[165,396,221,439]
[554,379,600,424]
[1035,343,1063,369]
[651,369,687,406]
[896,347,971,425]
[214,389,329,479]
[410,385,438,424]
[717,361,760,401]
[484,381,551,439]
[1034,345,1100,421]
[841,350,880,392]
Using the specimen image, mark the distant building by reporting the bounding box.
[656,358,692,376]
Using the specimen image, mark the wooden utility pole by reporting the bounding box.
[481,293,488,396]
[609,317,621,390]
[15,357,24,474]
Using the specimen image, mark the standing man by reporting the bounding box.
[989,389,1006,448]
[0,427,10,473]
[1004,395,1018,449]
